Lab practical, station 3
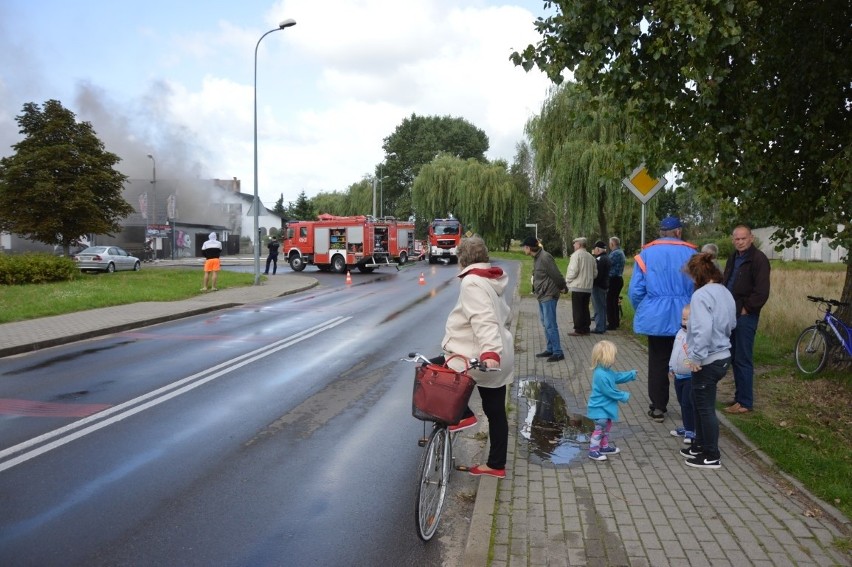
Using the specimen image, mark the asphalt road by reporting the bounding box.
[0,262,518,566]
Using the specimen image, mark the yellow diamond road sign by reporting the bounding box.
[623,165,667,204]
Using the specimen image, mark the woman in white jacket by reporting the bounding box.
[442,236,514,479]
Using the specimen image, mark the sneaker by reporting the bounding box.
[600,446,620,455]
[588,451,608,461]
[685,455,721,469]
[546,354,565,362]
[535,351,553,358]
[670,427,686,437]
[448,415,478,432]
[200,288,207,292]
[683,436,694,445]
[648,409,665,422]
[468,465,506,478]
[680,446,702,458]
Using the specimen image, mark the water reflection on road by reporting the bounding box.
[518,379,593,466]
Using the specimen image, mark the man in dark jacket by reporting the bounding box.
[264,236,280,275]
[523,236,567,362]
[591,240,611,334]
[722,225,771,413]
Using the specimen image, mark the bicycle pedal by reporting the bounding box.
[417,438,428,447]
[455,465,470,472]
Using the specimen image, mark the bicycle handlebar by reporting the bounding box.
[806,295,849,308]
[402,352,500,372]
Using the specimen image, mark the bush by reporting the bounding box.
[0,253,79,285]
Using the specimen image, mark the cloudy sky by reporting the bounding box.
[0,0,555,209]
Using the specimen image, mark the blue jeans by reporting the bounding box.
[538,299,563,356]
[591,286,607,332]
[731,313,758,409]
[674,378,695,434]
[691,358,731,460]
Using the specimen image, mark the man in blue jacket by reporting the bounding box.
[628,216,697,422]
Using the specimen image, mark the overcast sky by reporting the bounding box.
[0,0,555,209]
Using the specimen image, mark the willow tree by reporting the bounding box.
[526,83,644,252]
[413,154,527,248]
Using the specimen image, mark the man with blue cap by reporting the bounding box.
[628,216,697,422]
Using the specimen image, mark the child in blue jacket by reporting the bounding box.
[586,340,637,461]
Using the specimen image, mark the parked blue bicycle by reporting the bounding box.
[794,296,852,374]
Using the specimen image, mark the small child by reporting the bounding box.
[586,340,637,461]
[668,305,695,444]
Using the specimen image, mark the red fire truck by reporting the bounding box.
[427,217,463,264]
[283,214,416,273]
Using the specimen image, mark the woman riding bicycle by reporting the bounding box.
[441,236,514,479]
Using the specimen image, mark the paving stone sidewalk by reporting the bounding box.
[466,294,850,567]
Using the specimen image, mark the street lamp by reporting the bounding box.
[253,18,296,285]
[147,154,156,260]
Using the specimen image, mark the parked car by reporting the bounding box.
[74,246,141,273]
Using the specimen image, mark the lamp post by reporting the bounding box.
[147,154,156,260]
[253,18,296,285]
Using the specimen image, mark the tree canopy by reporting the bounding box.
[0,100,132,254]
[511,0,851,260]
[413,154,527,248]
[380,114,490,219]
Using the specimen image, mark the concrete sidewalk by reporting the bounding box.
[462,293,851,566]
[0,263,318,358]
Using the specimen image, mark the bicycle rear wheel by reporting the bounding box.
[795,325,830,374]
[414,425,452,541]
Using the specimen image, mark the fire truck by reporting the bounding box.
[427,217,463,264]
[283,214,416,273]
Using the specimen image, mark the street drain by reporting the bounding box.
[518,379,593,465]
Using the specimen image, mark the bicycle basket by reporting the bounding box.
[412,355,476,424]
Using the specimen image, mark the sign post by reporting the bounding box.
[622,165,667,246]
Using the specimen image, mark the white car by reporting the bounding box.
[74,246,141,273]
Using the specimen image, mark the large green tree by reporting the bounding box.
[413,154,527,248]
[511,0,852,298]
[0,100,132,254]
[380,114,490,219]
[526,83,644,253]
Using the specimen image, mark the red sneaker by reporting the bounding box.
[448,415,478,432]
[468,465,506,479]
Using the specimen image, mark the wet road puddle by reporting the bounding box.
[518,379,594,466]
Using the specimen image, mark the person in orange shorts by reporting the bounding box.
[201,232,222,291]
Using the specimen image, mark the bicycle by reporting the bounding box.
[794,295,852,374]
[401,352,497,542]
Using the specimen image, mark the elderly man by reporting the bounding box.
[523,236,567,362]
[628,216,697,422]
[565,237,597,336]
[722,225,770,414]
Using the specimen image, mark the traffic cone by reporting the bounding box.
[345,270,352,285]
[419,272,426,285]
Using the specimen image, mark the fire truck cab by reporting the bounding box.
[284,215,415,274]
[427,218,462,264]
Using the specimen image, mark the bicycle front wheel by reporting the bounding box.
[414,425,452,541]
[795,325,830,374]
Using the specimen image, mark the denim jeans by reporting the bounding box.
[674,378,695,434]
[731,313,758,409]
[538,299,563,356]
[691,357,731,460]
[591,286,607,332]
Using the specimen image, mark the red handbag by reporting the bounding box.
[412,355,476,424]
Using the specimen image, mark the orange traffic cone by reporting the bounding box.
[418,272,426,285]
[345,270,352,285]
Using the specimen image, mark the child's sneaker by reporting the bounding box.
[588,450,608,461]
[600,446,621,455]
[670,427,685,437]
[684,431,696,445]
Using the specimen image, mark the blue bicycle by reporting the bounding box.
[794,296,852,374]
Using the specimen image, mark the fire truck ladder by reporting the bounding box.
[363,254,400,271]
